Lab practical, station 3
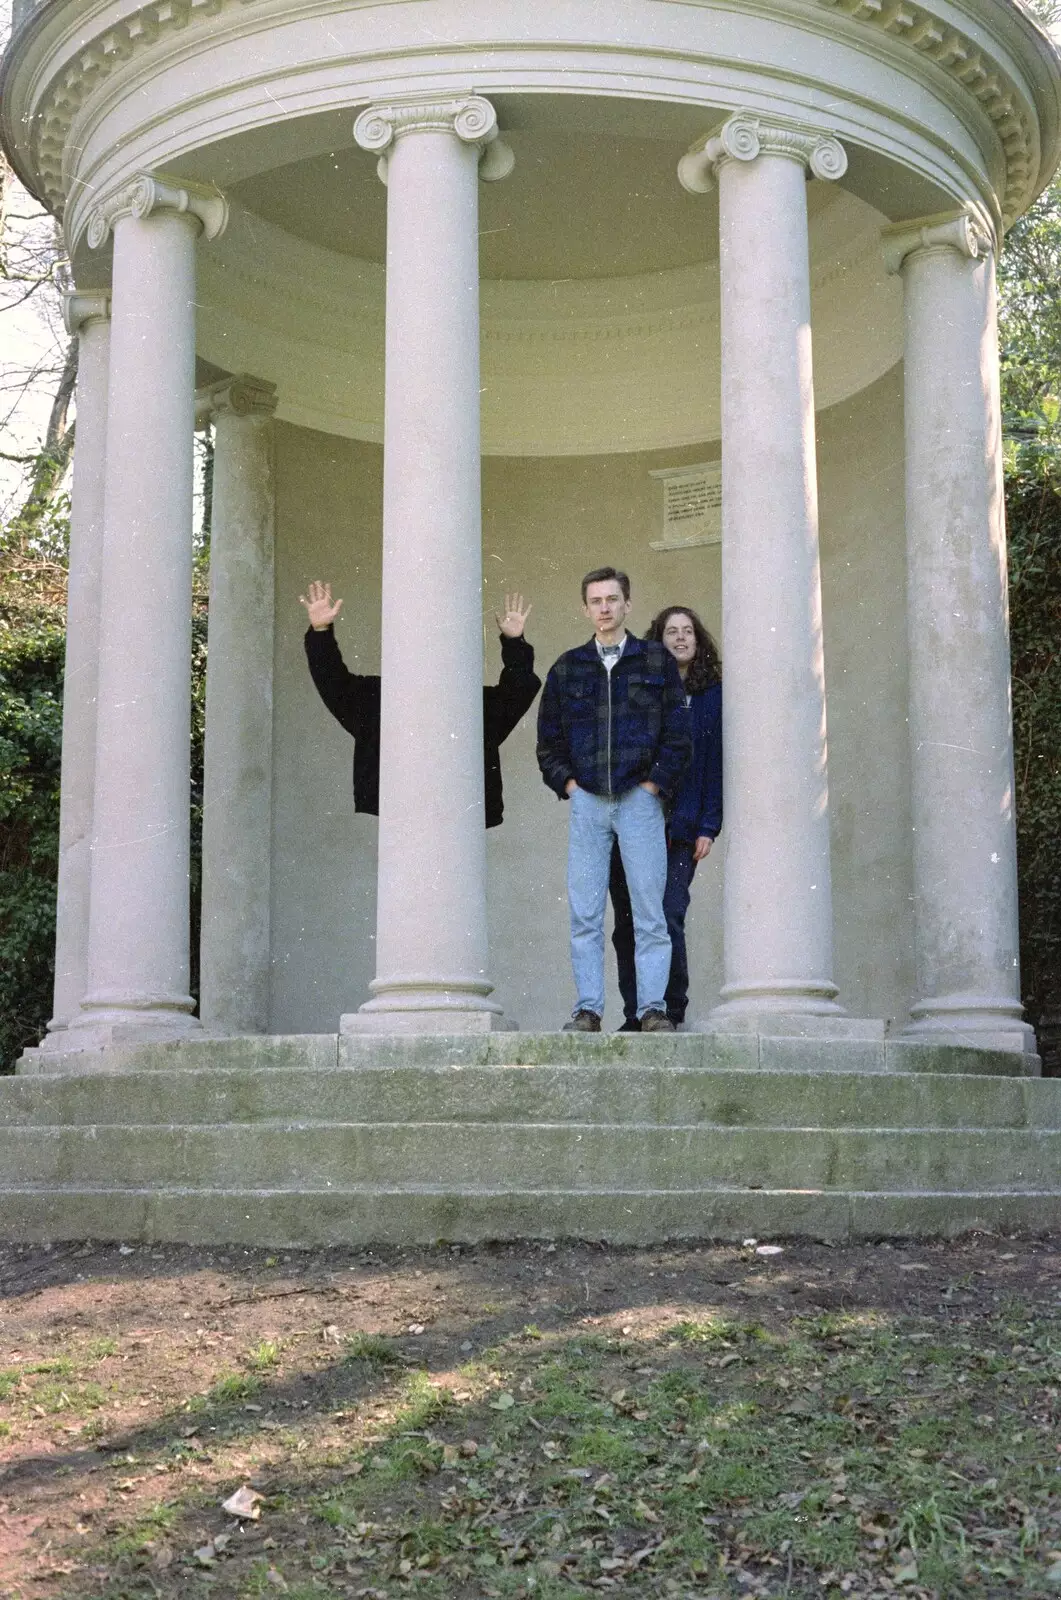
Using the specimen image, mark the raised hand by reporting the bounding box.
[496,592,532,638]
[299,579,343,631]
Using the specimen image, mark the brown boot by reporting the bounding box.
[640,1010,676,1033]
[562,1010,601,1032]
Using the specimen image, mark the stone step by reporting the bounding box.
[0,1183,1059,1248]
[23,1030,1037,1079]
[0,1121,1058,1192]
[2,1064,1058,1130]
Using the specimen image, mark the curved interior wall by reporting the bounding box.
[196,185,901,456]
[269,363,912,1033]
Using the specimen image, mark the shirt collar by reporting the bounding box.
[595,632,627,660]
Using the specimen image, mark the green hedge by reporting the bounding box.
[1008,467,1061,1040]
[0,606,63,1069]
[0,591,206,1073]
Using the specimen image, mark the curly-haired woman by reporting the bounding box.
[610,605,722,1029]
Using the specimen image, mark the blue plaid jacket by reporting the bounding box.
[536,634,691,801]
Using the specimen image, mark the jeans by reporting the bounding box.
[567,784,670,1019]
[611,839,697,1024]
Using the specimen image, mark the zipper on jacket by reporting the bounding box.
[606,662,613,796]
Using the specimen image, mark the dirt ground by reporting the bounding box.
[0,1233,1058,1599]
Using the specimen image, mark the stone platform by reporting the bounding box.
[2,1033,1059,1246]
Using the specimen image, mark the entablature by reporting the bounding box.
[1,0,1058,237]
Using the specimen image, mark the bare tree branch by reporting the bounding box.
[9,335,78,532]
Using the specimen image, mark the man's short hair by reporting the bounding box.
[581,566,631,603]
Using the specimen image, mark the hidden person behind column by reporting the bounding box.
[299,580,541,827]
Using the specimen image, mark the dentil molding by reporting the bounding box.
[85,174,228,251]
[881,206,996,273]
[678,113,848,192]
[353,96,515,185]
[4,0,1048,227]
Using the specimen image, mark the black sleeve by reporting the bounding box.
[303,625,377,739]
[536,662,574,799]
[483,634,542,747]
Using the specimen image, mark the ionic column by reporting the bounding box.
[197,375,277,1034]
[883,211,1033,1053]
[69,175,227,1048]
[346,96,514,1033]
[680,114,850,1026]
[40,293,111,1046]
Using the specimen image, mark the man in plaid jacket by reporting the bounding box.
[537,567,691,1033]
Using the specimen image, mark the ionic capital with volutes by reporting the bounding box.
[678,113,847,195]
[353,95,515,185]
[195,374,278,431]
[86,174,228,251]
[63,291,110,336]
[881,208,996,276]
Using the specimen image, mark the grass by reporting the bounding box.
[343,1330,403,1366]
[3,1259,1058,1598]
[246,1339,281,1371]
[176,1302,1060,1598]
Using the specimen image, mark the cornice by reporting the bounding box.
[678,112,848,191]
[84,172,228,250]
[809,0,1041,225]
[1,0,1055,229]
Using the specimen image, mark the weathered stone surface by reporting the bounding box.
[2,1036,1060,1246]
[885,1040,1036,1077]
[0,1061,1042,1131]
[760,1037,886,1074]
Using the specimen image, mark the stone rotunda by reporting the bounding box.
[1,0,1061,1245]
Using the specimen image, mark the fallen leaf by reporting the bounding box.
[755,1244,784,1257]
[490,1392,515,1411]
[222,1484,264,1520]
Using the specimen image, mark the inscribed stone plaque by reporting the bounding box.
[649,463,722,550]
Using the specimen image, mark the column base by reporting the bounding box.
[60,994,201,1054]
[898,995,1037,1056]
[343,977,513,1036]
[341,1010,515,1036]
[709,1012,886,1041]
[710,980,869,1037]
